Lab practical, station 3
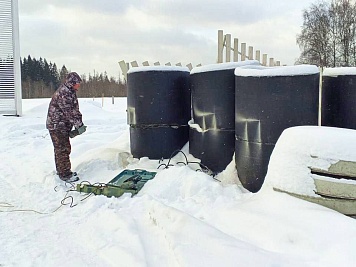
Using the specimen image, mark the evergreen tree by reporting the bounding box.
[43,59,51,85]
[20,54,127,98]
[50,63,60,86]
[27,55,35,80]
[60,65,68,82]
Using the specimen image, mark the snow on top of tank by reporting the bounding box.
[234,64,319,77]
[322,67,356,77]
[127,65,190,74]
[190,60,260,74]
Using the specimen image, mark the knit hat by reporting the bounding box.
[65,72,82,87]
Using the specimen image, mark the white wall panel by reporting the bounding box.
[0,0,22,115]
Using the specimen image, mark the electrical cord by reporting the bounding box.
[1,151,219,214]
[156,149,221,182]
[0,201,63,214]
[77,181,108,202]
[0,181,79,214]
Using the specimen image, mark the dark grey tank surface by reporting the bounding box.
[235,65,319,192]
[127,66,190,159]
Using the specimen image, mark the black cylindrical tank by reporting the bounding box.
[322,67,356,129]
[189,125,236,173]
[130,125,189,159]
[189,61,260,173]
[235,65,320,192]
[127,66,190,159]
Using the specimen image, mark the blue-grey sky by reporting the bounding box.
[18,0,316,80]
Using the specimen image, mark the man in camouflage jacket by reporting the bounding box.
[46,72,87,181]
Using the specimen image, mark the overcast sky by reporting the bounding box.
[18,0,316,80]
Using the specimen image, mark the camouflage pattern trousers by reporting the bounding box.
[49,130,72,178]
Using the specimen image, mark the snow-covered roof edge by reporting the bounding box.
[190,60,260,75]
[323,67,356,77]
[127,66,190,74]
[235,64,319,77]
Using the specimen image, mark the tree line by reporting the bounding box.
[21,55,127,99]
[297,0,356,67]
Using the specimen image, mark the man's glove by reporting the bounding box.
[77,125,87,135]
[69,125,87,138]
[69,129,79,138]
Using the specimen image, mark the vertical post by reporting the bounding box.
[118,60,129,82]
[131,61,139,67]
[276,61,281,66]
[319,67,323,126]
[241,43,246,61]
[112,96,114,104]
[218,30,224,63]
[233,38,239,62]
[102,93,104,107]
[262,54,268,66]
[269,58,274,67]
[12,0,22,116]
[248,46,253,60]
[225,34,231,62]
[255,50,261,63]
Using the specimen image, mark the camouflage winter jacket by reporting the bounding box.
[46,84,83,132]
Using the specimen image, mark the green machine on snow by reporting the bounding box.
[76,169,157,198]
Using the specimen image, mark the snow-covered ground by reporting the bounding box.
[0,97,355,266]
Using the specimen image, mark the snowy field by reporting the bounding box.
[0,97,355,266]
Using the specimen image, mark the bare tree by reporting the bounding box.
[297,0,356,67]
[333,0,356,66]
[297,2,331,67]
[328,2,339,66]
